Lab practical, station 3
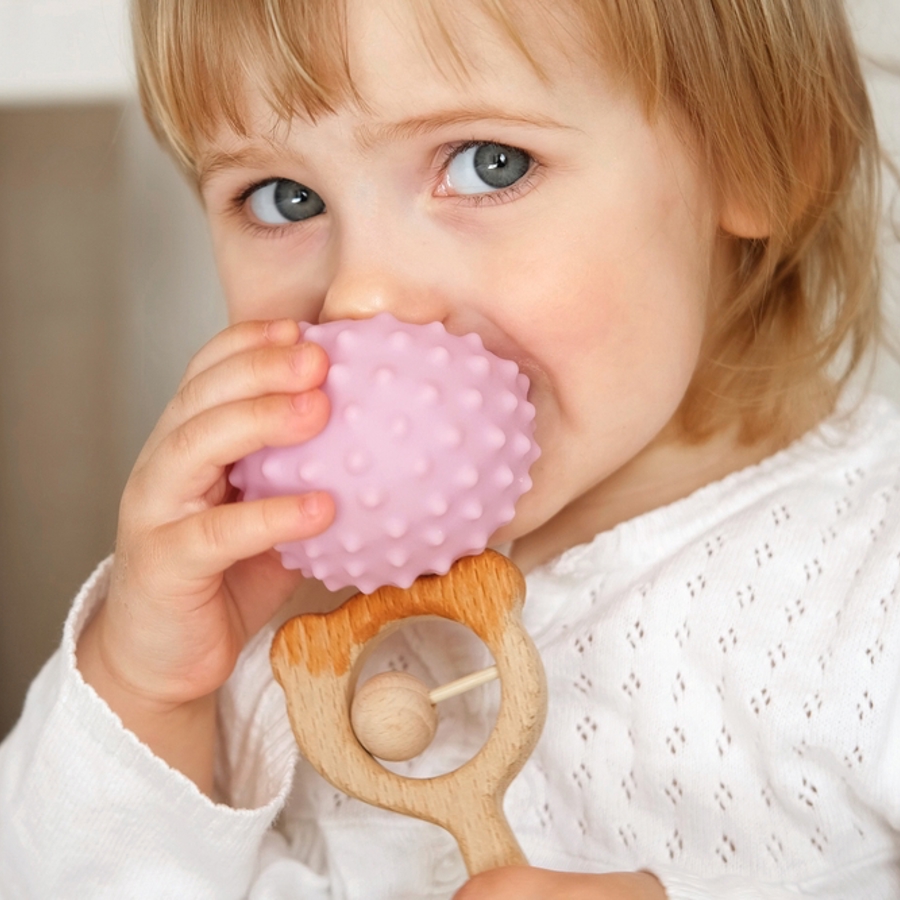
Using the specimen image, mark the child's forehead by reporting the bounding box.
[207,0,597,151]
[167,0,627,179]
[344,0,581,70]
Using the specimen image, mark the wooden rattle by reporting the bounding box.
[270,549,547,875]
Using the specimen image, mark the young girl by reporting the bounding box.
[1,0,898,897]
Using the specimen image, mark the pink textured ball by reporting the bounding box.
[229,314,539,593]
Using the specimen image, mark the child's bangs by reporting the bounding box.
[134,0,635,178]
[134,0,358,176]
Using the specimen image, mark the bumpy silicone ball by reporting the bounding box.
[229,313,539,593]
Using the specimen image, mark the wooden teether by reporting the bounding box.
[270,549,547,875]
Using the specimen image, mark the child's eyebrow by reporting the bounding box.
[198,145,297,192]
[353,108,577,151]
[197,108,574,189]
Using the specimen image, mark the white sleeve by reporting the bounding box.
[0,557,328,900]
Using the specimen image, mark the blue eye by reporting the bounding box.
[247,179,326,224]
[445,142,532,195]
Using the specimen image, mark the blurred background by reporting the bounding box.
[0,0,899,740]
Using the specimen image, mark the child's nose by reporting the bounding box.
[319,270,448,327]
[319,208,454,324]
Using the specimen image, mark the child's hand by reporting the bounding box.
[77,319,334,791]
[453,868,666,900]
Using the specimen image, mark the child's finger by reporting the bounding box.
[136,333,328,468]
[155,491,335,582]
[454,869,665,900]
[164,338,329,438]
[135,389,331,513]
[180,319,302,386]
[133,320,308,466]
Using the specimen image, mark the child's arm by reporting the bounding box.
[76,318,334,795]
[0,555,332,898]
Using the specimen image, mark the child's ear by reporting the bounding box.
[719,192,770,240]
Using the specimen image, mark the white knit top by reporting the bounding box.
[2,394,900,899]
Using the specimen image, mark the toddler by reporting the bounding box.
[1,0,899,897]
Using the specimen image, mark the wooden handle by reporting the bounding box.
[270,550,547,874]
[452,795,527,872]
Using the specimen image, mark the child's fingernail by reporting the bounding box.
[290,344,316,376]
[300,492,326,517]
[292,392,316,414]
[264,319,299,344]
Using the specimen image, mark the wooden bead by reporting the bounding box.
[350,671,438,761]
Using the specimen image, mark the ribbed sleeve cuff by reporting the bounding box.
[0,556,298,900]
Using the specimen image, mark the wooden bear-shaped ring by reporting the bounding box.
[270,549,547,875]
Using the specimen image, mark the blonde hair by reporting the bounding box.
[133,0,884,442]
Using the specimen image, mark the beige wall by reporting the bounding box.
[0,104,223,738]
[0,105,124,737]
